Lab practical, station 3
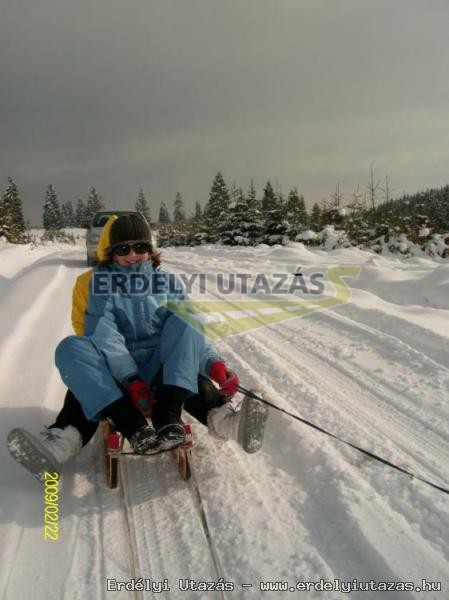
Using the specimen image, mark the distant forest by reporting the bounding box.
[1,170,448,257]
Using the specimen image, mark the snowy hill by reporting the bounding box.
[1,237,448,599]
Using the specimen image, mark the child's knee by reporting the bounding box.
[55,335,92,367]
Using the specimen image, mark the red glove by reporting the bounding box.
[126,379,156,418]
[209,360,240,400]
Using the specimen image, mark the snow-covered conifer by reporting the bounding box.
[86,188,104,222]
[261,181,276,214]
[159,201,171,223]
[286,188,308,236]
[221,188,251,245]
[61,201,75,227]
[203,172,231,240]
[43,185,63,230]
[135,189,151,223]
[2,178,25,241]
[173,192,186,223]
[247,180,260,213]
[245,180,263,244]
[193,201,203,221]
[346,187,370,245]
[75,198,89,227]
[310,203,322,231]
[0,198,12,241]
[261,182,289,244]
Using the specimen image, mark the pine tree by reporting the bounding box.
[75,198,88,227]
[261,181,276,214]
[173,192,186,223]
[261,183,289,244]
[286,188,308,236]
[159,201,171,223]
[43,185,63,230]
[0,198,12,241]
[329,182,343,208]
[204,172,231,238]
[277,186,286,214]
[319,198,333,227]
[298,196,308,225]
[310,203,322,231]
[61,200,75,227]
[221,188,250,245]
[86,187,104,222]
[135,189,151,223]
[435,186,449,231]
[227,186,263,246]
[244,180,263,244]
[247,180,260,213]
[229,182,241,208]
[325,182,346,228]
[344,187,369,245]
[366,164,380,226]
[193,201,203,221]
[2,177,25,241]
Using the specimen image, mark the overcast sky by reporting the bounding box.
[1,0,449,225]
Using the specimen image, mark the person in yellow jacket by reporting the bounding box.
[72,214,117,336]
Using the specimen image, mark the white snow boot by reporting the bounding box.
[7,426,82,483]
[207,391,268,454]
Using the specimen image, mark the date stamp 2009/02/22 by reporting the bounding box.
[43,471,60,541]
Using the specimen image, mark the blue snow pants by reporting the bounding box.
[55,315,207,421]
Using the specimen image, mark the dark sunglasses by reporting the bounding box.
[111,241,152,256]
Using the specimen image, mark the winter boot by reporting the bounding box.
[7,426,83,483]
[155,423,186,451]
[207,391,268,453]
[149,384,188,451]
[102,396,159,453]
[128,424,160,454]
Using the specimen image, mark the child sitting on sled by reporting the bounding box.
[8,214,268,482]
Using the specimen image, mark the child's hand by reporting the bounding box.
[126,379,156,418]
[209,360,240,400]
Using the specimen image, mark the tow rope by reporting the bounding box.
[238,385,449,496]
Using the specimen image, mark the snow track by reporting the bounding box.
[1,242,449,599]
[164,246,449,598]
[119,452,221,600]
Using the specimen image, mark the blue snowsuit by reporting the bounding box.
[55,260,221,421]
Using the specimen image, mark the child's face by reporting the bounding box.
[112,241,151,266]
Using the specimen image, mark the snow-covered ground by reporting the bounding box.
[1,235,449,599]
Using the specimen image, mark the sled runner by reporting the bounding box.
[102,420,194,489]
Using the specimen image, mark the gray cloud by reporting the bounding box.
[1,0,449,224]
